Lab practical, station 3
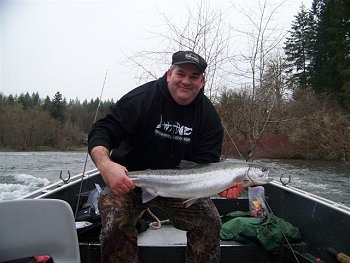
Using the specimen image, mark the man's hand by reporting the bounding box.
[219,181,243,199]
[90,146,135,196]
[100,160,135,196]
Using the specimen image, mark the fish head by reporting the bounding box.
[245,165,272,185]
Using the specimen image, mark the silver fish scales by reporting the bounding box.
[128,160,272,206]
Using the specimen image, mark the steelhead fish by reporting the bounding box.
[128,160,272,207]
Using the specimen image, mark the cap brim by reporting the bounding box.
[173,62,204,72]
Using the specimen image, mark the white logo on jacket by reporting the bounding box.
[154,115,192,143]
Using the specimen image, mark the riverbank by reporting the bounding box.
[0,146,88,152]
[1,146,350,163]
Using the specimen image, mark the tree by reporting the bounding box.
[31,92,41,107]
[17,92,32,109]
[287,90,350,160]
[125,0,234,101]
[42,96,52,112]
[0,104,56,150]
[50,91,66,122]
[284,4,315,90]
[309,0,350,109]
[53,121,85,149]
[0,92,114,150]
[261,51,289,127]
[226,0,288,160]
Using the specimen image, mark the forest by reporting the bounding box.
[0,92,114,151]
[1,0,349,160]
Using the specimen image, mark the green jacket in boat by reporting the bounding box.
[220,211,301,252]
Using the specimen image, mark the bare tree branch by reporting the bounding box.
[124,0,235,101]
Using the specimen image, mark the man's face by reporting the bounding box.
[167,64,205,105]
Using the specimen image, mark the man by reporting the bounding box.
[88,51,243,263]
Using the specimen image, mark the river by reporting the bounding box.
[0,152,349,206]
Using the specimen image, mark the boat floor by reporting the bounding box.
[138,224,274,263]
[138,224,187,246]
[79,223,275,263]
[138,224,244,247]
[77,201,302,263]
[138,225,307,263]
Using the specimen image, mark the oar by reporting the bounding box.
[327,248,350,263]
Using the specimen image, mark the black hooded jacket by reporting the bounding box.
[88,73,223,171]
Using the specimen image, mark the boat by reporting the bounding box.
[2,161,350,263]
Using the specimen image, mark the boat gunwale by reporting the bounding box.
[269,181,350,215]
[21,168,350,216]
[21,169,100,199]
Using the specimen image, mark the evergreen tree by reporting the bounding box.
[50,91,66,122]
[284,4,315,90]
[7,95,16,104]
[17,92,32,109]
[42,96,52,112]
[31,92,41,107]
[310,0,350,108]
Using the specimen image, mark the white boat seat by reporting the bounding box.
[0,199,80,263]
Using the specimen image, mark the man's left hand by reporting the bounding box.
[219,181,243,199]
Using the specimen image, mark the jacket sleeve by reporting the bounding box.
[87,96,142,154]
[192,101,223,163]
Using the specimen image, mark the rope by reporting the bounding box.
[146,208,170,230]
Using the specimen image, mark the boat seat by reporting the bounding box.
[0,199,80,263]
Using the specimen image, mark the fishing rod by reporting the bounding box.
[74,69,108,219]
[221,121,244,160]
[264,199,300,263]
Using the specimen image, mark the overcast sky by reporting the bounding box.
[0,0,312,102]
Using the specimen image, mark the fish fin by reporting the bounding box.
[141,189,158,203]
[177,160,199,169]
[183,198,198,208]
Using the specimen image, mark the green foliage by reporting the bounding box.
[310,0,350,108]
[284,4,316,90]
[285,0,350,109]
[50,91,66,122]
[0,92,115,150]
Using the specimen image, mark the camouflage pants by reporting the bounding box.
[98,187,222,263]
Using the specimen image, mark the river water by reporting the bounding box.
[0,152,96,200]
[0,152,349,206]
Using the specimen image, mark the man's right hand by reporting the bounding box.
[90,146,135,196]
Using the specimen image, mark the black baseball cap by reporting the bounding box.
[171,51,207,73]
